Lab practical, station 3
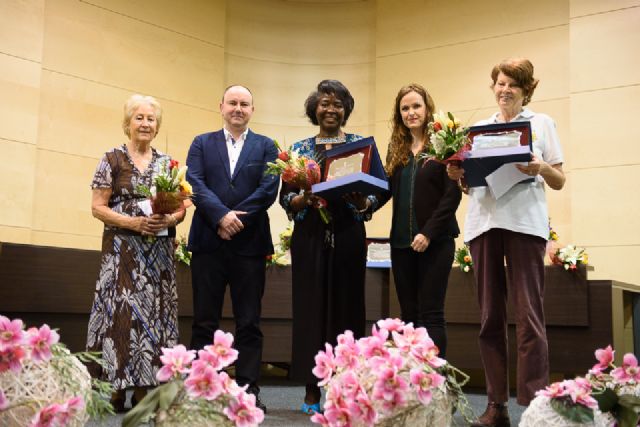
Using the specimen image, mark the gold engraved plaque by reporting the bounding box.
[326,152,365,181]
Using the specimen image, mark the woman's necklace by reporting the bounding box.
[315,134,346,148]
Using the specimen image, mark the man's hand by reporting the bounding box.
[218,210,247,236]
[217,228,232,240]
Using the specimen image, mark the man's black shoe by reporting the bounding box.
[246,385,267,414]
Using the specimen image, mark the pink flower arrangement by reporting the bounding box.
[123,329,264,427]
[530,345,640,427]
[310,318,469,427]
[0,315,112,426]
[28,396,85,427]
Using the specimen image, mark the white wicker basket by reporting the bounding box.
[0,348,91,427]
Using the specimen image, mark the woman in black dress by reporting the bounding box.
[279,80,380,414]
[380,83,461,358]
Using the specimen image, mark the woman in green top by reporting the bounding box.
[380,83,461,357]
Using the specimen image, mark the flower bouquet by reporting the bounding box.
[137,159,193,214]
[421,111,470,164]
[310,318,471,427]
[0,315,113,427]
[454,245,473,273]
[521,345,640,427]
[551,244,589,271]
[265,140,331,224]
[122,330,264,427]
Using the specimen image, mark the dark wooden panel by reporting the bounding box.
[0,243,100,314]
[444,266,589,326]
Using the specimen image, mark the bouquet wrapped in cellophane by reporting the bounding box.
[265,141,330,223]
[421,111,470,164]
[138,159,193,214]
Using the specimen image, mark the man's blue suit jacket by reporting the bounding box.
[186,129,279,257]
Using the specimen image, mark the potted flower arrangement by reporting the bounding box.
[123,330,264,427]
[521,345,640,427]
[265,140,330,223]
[310,318,471,427]
[266,223,293,267]
[137,159,193,214]
[454,245,473,273]
[421,111,470,163]
[551,244,589,271]
[0,315,113,427]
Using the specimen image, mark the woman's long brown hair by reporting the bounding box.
[384,84,435,176]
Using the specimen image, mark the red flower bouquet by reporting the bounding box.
[266,141,331,223]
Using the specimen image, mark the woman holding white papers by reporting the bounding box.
[87,95,185,411]
[447,58,565,427]
[380,83,462,359]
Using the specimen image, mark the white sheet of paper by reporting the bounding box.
[137,199,168,236]
[485,162,530,200]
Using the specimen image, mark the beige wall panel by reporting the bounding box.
[571,166,640,247]
[42,0,223,108]
[375,26,569,119]
[0,225,32,245]
[31,230,101,251]
[31,150,101,240]
[0,0,44,60]
[570,86,640,169]
[225,55,375,128]
[376,0,567,58]
[585,246,640,284]
[37,71,221,160]
[0,140,36,228]
[226,0,374,64]
[87,0,226,45]
[37,70,131,158]
[570,0,640,18]
[571,7,640,92]
[0,55,42,144]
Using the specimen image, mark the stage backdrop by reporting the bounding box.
[0,0,638,285]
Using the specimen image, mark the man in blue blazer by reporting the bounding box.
[186,85,278,412]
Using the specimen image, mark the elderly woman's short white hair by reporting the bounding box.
[122,94,163,137]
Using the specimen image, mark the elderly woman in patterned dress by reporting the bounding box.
[86,94,186,411]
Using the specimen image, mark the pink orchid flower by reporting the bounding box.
[411,339,446,368]
[370,324,390,342]
[184,365,225,400]
[348,394,376,425]
[26,325,60,362]
[373,367,409,402]
[377,389,407,414]
[0,345,27,373]
[410,369,445,405]
[28,402,64,427]
[312,343,335,386]
[567,378,598,409]
[612,353,640,384]
[358,335,389,359]
[310,411,330,426]
[199,330,239,370]
[55,396,85,425]
[223,391,265,427]
[536,381,567,398]
[156,345,196,382]
[323,405,353,427]
[590,345,614,374]
[392,325,429,352]
[219,371,245,396]
[337,371,363,400]
[376,318,406,334]
[0,316,24,352]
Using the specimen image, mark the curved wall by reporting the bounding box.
[1,0,639,284]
